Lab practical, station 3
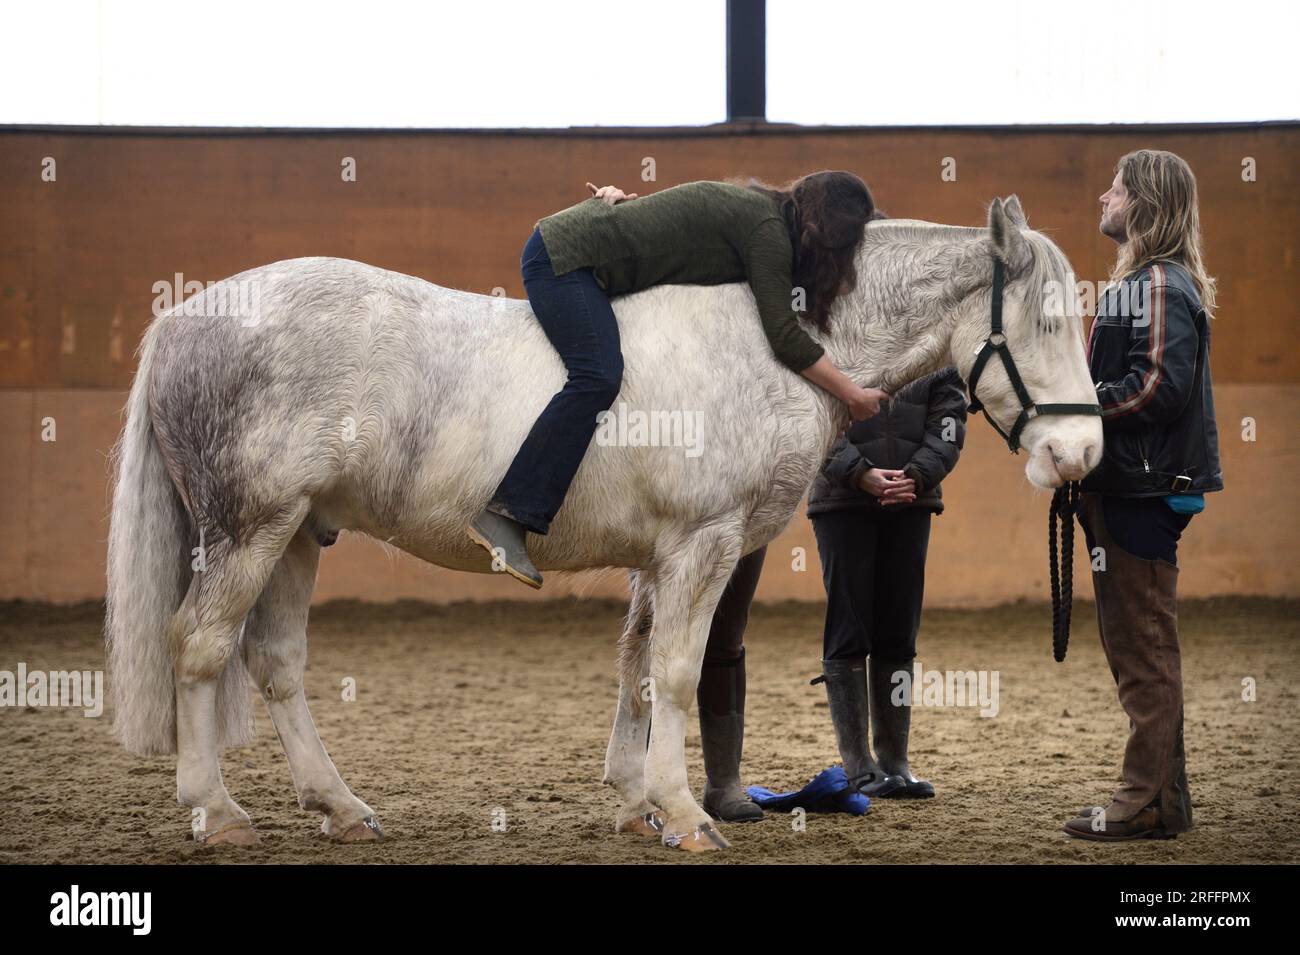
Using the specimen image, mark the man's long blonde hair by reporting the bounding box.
[1111,149,1217,317]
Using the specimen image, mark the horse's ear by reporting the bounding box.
[988,198,1030,272]
[1003,194,1027,227]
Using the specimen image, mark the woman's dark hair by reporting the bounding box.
[738,170,884,331]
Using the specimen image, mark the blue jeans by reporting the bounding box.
[488,228,623,534]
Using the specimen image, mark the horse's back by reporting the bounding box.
[142,256,824,569]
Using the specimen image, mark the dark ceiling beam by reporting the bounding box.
[726,0,766,123]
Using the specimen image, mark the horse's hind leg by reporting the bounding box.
[604,571,663,836]
[643,527,743,852]
[172,501,308,845]
[243,525,382,843]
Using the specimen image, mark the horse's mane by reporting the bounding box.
[858,217,1073,340]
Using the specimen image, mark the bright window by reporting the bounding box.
[0,0,726,127]
[3,0,1295,128]
[767,0,1299,125]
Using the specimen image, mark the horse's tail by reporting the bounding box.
[104,322,253,756]
[105,326,188,755]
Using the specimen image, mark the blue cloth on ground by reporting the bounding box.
[747,766,871,815]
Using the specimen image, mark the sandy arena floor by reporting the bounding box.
[1,597,1296,865]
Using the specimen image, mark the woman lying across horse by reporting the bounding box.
[467,172,890,587]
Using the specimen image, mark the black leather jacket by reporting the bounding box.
[1080,259,1223,497]
[807,367,968,516]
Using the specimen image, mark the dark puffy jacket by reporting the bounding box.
[807,367,968,516]
[1080,259,1223,497]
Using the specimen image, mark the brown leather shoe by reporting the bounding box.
[1062,806,1176,842]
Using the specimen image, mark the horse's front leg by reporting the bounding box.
[642,530,742,852]
[604,571,663,835]
[605,681,662,836]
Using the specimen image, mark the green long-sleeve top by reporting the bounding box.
[536,180,825,372]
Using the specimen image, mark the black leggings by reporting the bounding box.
[812,508,932,662]
[701,546,768,665]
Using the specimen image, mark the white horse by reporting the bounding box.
[105,197,1100,852]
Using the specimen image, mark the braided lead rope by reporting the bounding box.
[1049,482,1079,662]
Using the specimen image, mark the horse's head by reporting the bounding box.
[947,197,1103,488]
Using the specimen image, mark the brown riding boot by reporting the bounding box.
[1063,805,1174,841]
[1066,494,1192,839]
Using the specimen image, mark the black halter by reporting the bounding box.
[966,257,1102,664]
[966,258,1101,452]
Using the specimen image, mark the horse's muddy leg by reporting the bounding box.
[605,572,664,836]
[244,526,382,843]
[173,506,306,845]
[643,531,742,853]
[175,679,255,845]
[607,686,659,836]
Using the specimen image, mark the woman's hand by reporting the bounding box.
[799,356,889,422]
[858,467,916,505]
[845,385,889,422]
[586,182,638,206]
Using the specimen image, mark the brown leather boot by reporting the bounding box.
[1063,805,1175,841]
[1081,493,1193,835]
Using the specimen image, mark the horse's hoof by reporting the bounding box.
[663,822,730,852]
[334,815,385,843]
[198,821,259,846]
[617,811,666,837]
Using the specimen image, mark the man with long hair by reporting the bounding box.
[1064,149,1223,841]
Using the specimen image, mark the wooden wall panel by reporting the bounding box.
[0,124,1295,603]
[1,124,1296,389]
